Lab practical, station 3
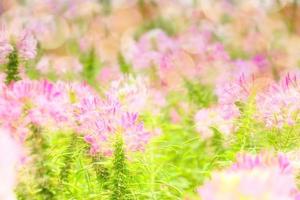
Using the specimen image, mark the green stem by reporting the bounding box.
[110,135,131,200]
[5,48,20,84]
[60,133,78,185]
[93,155,109,190]
[30,125,55,200]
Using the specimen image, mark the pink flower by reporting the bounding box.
[36,55,83,75]
[231,152,292,173]
[0,80,74,139]
[108,76,149,113]
[256,73,300,128]
[0,24,13,64]
[170,109,181,123]
[194,107,235,139]
[252,54,269,69]
[0,76,152,157]
[75,81,152,156]
[216,75,255,119]
[16,31,37,60]
[0,128,21,200]
[126,29,178,69]
[97,65,122,86]
[198,153,300,200]
[178,27,212,55]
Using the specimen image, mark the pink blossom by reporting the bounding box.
[36,55,82,75]
[252,54,269,69]
[36,56,51,74]
[256,73,300,128]
[198,153,300,200]
[170,109,181,123]
[0,128,21,200]
[16,31,37,60]
[178,27,212,55]
[97,65,122,86]
[126,29,177,69]
[75,81,152,156]
[215,75,252,119]
[108,76,149,113]
[0,25,13,64]
[231,152,293,173]
[0,80,73,139]
[194,107,235,139]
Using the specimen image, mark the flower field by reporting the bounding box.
[1,0,300,199]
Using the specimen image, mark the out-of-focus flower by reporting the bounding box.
[178,27,212,55]
[125,29,177,69]
[16,31,37,60]
[97,65,122,86]
[108,76,149,113]
[0,22,37,63]
[256,73,300,128]
[194,107,235,139]
[198,152,300,200]
[0,24,13,64]
[36,55,83,75]
[0,128,21,200]
[170,108,181,123]
[0,80,72,140]
[28,15,70,50]
[231,152,293,172]
[215,75,252,119]
[194,75,267,139]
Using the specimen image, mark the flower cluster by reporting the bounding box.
[75,78,152,155]
[123,27,230,91]
[0,76,152,157]
[256,73,300,128]
[194,76,254,138]
[0,80,71,142]
[0,25,37,63]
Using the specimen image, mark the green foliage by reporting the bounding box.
[228,47,250,60]
[81,48,102,87]
[59,133,78,186]
[99,0,111,15]
[110,135,131,200]
[118,53,132,74]
[25,43,44,79]
[17,125,55,200]
[5,48,20,84]
[93,155,110,190]
[184,80,217,108]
